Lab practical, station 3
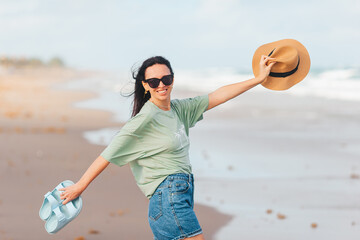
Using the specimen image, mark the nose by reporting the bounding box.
[158,80,166,88]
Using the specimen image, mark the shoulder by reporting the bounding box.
[170,98,181,108]
[122,105,155,134]
[171,94,209,109]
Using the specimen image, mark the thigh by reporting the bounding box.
[148,174,203,240]
[183,233,205,240]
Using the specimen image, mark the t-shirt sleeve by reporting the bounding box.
[175,94,209,128]
[100,114,149,167]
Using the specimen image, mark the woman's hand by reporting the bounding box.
[256,55,277,83]
[59,182,86,205]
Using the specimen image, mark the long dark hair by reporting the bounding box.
[128,56,174,117]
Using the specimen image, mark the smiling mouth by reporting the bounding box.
[156,89,168,94]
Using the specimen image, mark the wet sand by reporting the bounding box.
[188,90,360,240]
[0,67,232,240]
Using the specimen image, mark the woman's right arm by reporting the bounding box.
[59,155,110,205]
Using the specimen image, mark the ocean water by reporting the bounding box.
[63,66,360,112]
[62,66,360,239]
[63,66,360,152]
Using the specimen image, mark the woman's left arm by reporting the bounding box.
[207,55,276,111]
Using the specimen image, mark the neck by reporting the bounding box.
[149,98,171,111]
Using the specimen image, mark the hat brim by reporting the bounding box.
[252,39,311,91]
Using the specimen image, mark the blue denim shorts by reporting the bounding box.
[148,173,203,240]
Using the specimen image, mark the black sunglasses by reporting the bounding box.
[143,74,174,88]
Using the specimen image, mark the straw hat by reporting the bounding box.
[252,39,311,91]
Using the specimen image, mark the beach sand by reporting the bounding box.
[0,68,232,240]
[2,66,359,240]
[188,90,360,240]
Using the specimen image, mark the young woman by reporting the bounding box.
[59,55,276,240]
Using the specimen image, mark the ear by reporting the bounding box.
[141,81,148,91]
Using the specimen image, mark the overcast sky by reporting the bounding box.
[0,0,359,71]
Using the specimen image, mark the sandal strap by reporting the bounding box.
[64,200,78,216]
[53,207,66,223]
[44,192,59,209]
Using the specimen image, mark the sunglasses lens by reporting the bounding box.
[162,75,173,86]
[145,75,173,88]
[148,79,160,88]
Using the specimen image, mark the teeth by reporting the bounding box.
[158,89,167,93]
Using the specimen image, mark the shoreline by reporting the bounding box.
[190,90,360,239]
[0,67,232,240]
[3,67,359,239]
[60,69,234,239]
[64,75,360,239]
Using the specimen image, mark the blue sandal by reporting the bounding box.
[39,180,83,234]
[39,180,74,220]
[45,195,83,234]
[39,191,60,221]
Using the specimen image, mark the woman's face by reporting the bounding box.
[142,64,174,102]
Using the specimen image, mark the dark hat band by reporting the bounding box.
[268,48,300,78]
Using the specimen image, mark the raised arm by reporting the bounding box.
[207,55,276,111]
[59,155,110,205]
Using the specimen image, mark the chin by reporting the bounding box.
[156,94,170,101]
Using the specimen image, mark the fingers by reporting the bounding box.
[260,55,276,65]
[60,192,71,205]
[58,184,82,205]
[261,55,276,60]
[269,61,276,66]
[260,55,277,69]
[60,192,66,200]
[59,188,69,199]
[60,191,79,205]
[58,186,72,198]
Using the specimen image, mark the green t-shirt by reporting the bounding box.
[100,94,209,199]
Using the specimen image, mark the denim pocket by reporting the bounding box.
[149,191,163,221]
[172,179,190,195]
